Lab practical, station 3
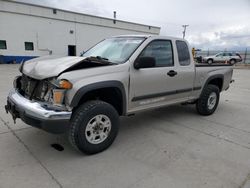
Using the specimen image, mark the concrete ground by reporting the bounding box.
[0,65,250,188]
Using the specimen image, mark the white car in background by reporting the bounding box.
[204,52,242,65]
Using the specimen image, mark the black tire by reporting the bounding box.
[207,59,213,64]
[196,85,220,116]
[229,59,236,65]
[69,100,119,154]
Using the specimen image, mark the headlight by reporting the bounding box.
[52,79,72,89]
[58,80,72,89]
[49,79,72,105]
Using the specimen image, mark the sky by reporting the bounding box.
[16,0,250,50]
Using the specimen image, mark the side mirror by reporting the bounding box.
[134,56,156,69]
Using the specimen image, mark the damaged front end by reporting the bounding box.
[5,55,118,133]
[15,75,72,108]
[5,73,72,134]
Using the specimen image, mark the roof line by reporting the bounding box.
[4,0,161,29]
[0,9,159,34]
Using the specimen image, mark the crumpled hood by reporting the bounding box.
[22,56,87,80]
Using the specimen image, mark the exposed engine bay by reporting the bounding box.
[16,75,56,103]
[16,56,116,107]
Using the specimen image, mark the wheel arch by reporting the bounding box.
[70,81,127,116]
[203,75,224,93]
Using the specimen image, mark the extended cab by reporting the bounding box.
[5,35,233,154]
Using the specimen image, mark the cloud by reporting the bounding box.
[14,0,250,50]
[187,24,250,50]
[15,0,110,16]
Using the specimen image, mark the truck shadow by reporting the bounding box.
[50,104,198,155]
[120,104,197,131]
[16,104,199,157]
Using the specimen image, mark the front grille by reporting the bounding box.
[20,75,39,98]
[19,75,50,101]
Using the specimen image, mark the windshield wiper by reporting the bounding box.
[96,56,109,61]
[85,56,117,65]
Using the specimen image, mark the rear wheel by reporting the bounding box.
[196,85,220,115]
[69,100,119,154]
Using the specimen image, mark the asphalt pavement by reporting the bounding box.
[0,65,250,188]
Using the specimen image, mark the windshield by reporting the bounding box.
[83,37,146,64]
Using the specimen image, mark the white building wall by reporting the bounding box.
[0,0,160,61]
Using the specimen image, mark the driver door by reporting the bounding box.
[215,53,224,62]
[128,39,189,112]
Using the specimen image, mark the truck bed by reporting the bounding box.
[194,63,233,96]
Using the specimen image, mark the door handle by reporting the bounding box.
[167,70,177,77]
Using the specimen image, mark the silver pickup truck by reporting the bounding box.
[5,35,233,154]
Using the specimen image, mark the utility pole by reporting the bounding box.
[182,25,189,39]
[113,11,116,24]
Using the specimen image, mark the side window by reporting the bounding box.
[223,53,232,56]
[216,53,223,57]
[0,40,7,50]
[25,42,34,51]
[139,40,174,67]
[176,40,190,66]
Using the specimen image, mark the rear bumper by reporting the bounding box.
[5,89,72,134]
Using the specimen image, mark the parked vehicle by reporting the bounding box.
[5,35,234,154]
[203,52,242,64]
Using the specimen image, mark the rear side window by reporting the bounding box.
[139,40,174,67]
[176,40,190,66]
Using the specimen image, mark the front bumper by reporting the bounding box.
[5,89,72,134]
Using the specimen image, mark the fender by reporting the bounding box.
[201,74,224,94]
[70,80,127,115]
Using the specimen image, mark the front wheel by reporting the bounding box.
[196,85,220,115]
[207,59,213,64]
[69,100,119,154]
